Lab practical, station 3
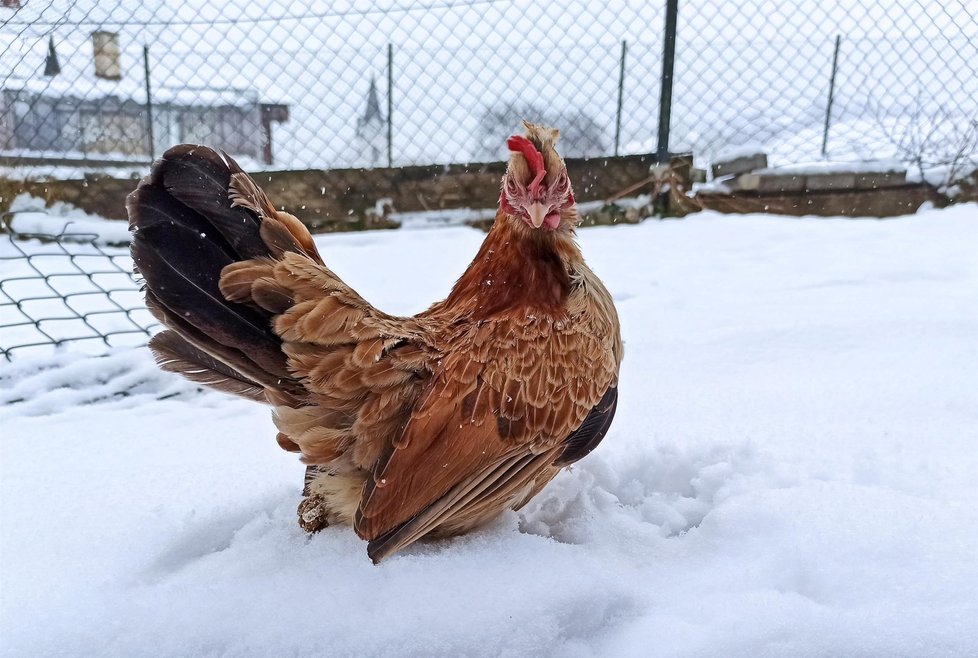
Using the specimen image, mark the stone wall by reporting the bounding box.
[694,155,976,218]
[696,184,945,217]
[1,153,658,231]
[0,175,141,223]
[5,154,970,228]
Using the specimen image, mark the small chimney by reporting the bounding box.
[92,31,121,80]
[2,1,23,9]
[44,36,61,76]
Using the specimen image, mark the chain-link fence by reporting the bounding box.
[1,0,976,179]
[0,1,976,358]
[0,227,155,359]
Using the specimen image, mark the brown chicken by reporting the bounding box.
[128,122,622,562]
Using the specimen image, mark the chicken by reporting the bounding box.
[127,121,622,562]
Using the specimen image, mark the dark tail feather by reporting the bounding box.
[143,144,269,259]
[128,144,300,400]
[144,293,300,398]
[149,330,267,403]
[553,386,618,467]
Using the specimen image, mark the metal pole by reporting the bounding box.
[143,45,154,161]
[614,40,627,157]
[821,35,841,158]
[387,43,393,168]
[656,0,679,163]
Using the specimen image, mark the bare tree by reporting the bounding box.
[875,94,978,192]
[475,102,606,161]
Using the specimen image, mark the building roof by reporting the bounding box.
[362,76,383,125]
[43,36,60,76]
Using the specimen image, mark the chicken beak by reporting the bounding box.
[526,202,547,229]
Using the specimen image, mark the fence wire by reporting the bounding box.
[0,0,975,178]
[0,227,156,360]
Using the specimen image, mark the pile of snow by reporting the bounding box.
[2,204,978,656]
[907,161,978,194]
[6,194,132,245]
[392,207,497,230]
[0,349,199,414]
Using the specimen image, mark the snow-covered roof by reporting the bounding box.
[361,77,384,126]
[0,29,265,107]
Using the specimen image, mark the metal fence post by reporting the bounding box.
[614,40,627,157]
[656,0,679,163]
[821,34,841,158]
[387,43,393,168]
[143,45,154,162]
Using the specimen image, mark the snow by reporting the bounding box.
[752,159,906,176]
[6,75,261,107]
[2,203,978,656]
[8,211,132,244]
[7,194,133,244]
[710,143,768,163]
[907,162,978,191]
[391,206,496,230]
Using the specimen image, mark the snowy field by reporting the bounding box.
[2,204,977,656]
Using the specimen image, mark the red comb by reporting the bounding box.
[507,135,547,195]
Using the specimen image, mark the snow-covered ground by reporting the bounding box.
[2,204,977,656]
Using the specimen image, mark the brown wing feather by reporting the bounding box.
[225,153,323,264]
[354,304,619,547]
[362,382,618,562]
[218,247,436,470]
[365,446,561,563]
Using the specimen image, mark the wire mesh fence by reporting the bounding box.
[0,226,156,360]
[1,0,976,178]
[1,0,977,358]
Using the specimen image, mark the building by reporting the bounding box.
[0,31,289,166]
[355,77,386,168]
